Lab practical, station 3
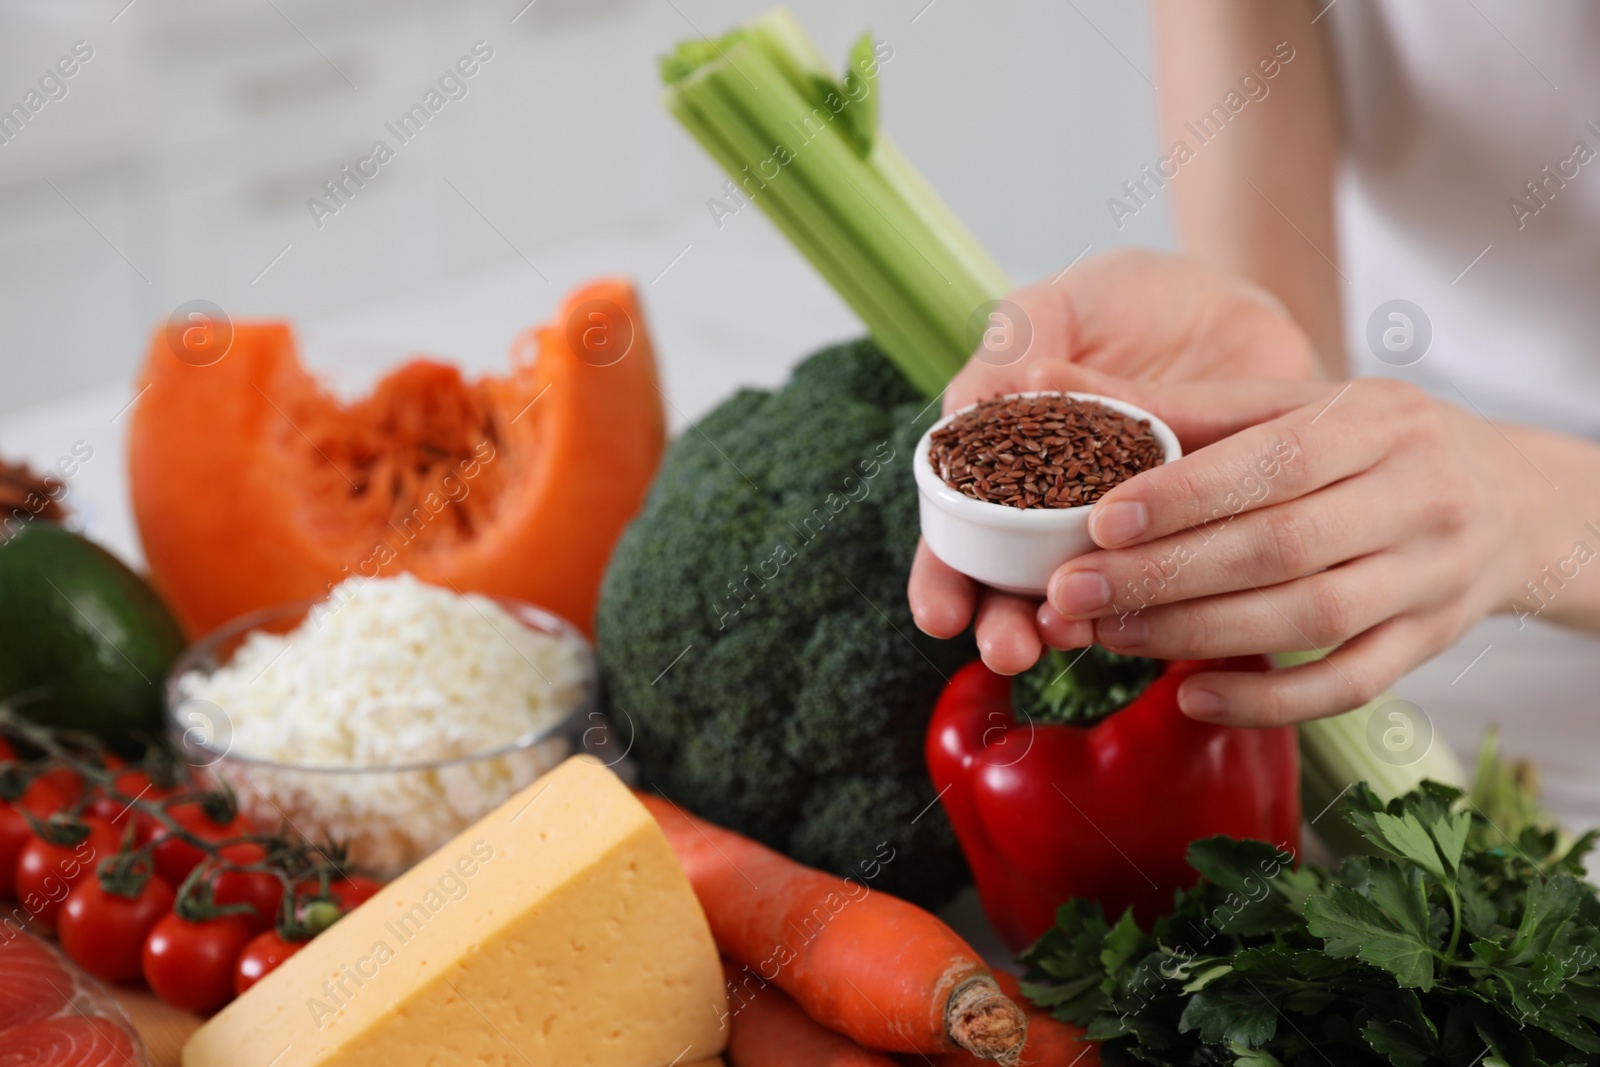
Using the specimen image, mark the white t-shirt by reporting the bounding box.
[1324,1,1600,835]
[1328,0,1600,438]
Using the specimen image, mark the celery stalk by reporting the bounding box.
[667,69,952,393]
[873,139,1013,300]
[675,51,960,391]
[1277,648,1468,857]
[740,10,1011,297]
[697,47,980,354]
[662,9,1011,397]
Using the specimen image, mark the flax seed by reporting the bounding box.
[929,394,1164,509]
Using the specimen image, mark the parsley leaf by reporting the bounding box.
[1020,781,1600,1067]
[1306,882,1436,989]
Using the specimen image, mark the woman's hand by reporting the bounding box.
[945,247,1321,413]
[1048,374,1533,726]
[922,365,1600,727]
[911,248,1321,675]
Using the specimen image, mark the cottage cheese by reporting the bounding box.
[174,574,591,874]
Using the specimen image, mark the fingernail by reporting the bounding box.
[1050,570,1111,617]
[1180,688,1226,720]
[1090,501,1148,547]
[1096,613,1146,649]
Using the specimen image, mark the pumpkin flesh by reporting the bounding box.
[128,278,664,637]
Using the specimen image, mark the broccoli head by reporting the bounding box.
[596,339,974,907]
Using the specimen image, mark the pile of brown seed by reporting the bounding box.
[928,394,1165,509]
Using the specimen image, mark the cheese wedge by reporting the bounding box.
[183,756,728,1067]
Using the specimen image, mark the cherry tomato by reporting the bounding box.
[295,872,381,911]
[0,738,14,762]
[212,843,284,934]
[149,802,252,889]
[85,770,173,846]
[142,912,253,1014]
[15,816,120,930]
[0,778,65,898]
[36,767,82,805]
[330,875,381,911]
[59,876,176,984]
[84,797,150,847]
[304,870,382,915]
[233,930,305,996]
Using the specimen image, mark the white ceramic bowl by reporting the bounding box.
[914,391,1182,596]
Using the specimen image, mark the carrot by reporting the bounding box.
[638,792,1027,1064]
[913,974,1100,1067]
[723,961,901,1067]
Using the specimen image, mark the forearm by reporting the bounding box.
[1151,0,1346,375]
[1501,425,1600,633]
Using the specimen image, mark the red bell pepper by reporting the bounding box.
[926,651,1299,951]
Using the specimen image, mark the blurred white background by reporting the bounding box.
[0,0,1171,420]
[0,0,1178,569]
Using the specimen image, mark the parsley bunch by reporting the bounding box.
[1020,783,1600,1066]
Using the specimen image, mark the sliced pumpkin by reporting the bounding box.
[128,278,665,637]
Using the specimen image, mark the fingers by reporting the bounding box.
[1020,369,1328,453]
[945,247,1323,417]
[1175,614,1447,727]
[1008,250,1322,383]
[1088,551,1441,660]
[974,591,1044,675]
[949,359,1326,453]
[1086,379,1408,550]
[908,540,976,639]
[948,359,1170,425]
[945,281,1090,414]
[1036,602,1094,651]
[1049,475,1425,619]
[910,540,1055,674]
[1022,360,1123,396]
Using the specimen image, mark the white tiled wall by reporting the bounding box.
[0,0,1173,414]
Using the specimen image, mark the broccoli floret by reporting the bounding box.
[596,338,973,906]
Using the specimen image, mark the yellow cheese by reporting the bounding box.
[183,756,728,1067]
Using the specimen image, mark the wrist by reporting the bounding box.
[1497,423,1600,630]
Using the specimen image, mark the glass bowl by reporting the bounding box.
[164,594,596,880]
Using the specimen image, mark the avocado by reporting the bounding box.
[0,522,186,753]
